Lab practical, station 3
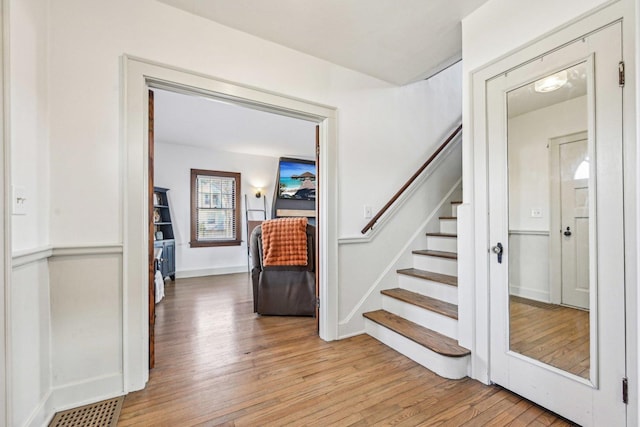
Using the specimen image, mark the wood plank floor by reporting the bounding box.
[510,296,589,379]
[118,274,574,426]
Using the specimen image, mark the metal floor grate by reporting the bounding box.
[49,396,124,427]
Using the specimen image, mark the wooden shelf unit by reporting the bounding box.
[153,187,175,281]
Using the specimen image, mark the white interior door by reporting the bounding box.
[560,138,590,309]
[488,22,625,426]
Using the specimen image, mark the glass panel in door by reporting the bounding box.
[506,62,591,379]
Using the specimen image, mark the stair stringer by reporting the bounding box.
[337,179,462,339]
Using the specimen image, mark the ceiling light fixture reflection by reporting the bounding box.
[534,70,568,93]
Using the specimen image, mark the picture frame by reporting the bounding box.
[153,192,161,206]
[277,157,316,201]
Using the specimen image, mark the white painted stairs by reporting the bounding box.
[363,201,470,379]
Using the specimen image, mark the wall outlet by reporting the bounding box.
[530,208,542,218]
[12,185,26,215]
[363,205,372,219]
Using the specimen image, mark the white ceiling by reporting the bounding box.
[156,0,490,85]
[152,1,493,155]
[153,88,317,158]
[508,62,588,118]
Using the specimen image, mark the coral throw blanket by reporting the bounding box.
[261,217,308,266]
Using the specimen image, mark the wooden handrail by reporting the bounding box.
[361,124,462,234]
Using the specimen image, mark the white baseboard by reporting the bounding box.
[24,373,123,427]
[21,389,53,427]
[509,285,550,303]
[50,373,124,414]
[175,265,247,279]
[337,330,366,340]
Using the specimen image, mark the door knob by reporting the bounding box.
[563,227,572,236]
[492,242,503,264]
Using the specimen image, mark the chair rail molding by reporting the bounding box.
[12,244,124,269]
[12,246,53,268]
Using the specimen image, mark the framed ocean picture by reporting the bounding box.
[277,158,316,201]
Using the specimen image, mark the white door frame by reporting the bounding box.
[466,1,636,423]
[0,0,9,424]
[123,56,339,392]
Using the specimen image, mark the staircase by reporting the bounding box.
[363,200,470,379]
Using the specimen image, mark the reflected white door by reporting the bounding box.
[488,23,625,426]
[560,140,589,309]
[560,139,590,309]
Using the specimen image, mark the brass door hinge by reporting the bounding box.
[619,61,625,87]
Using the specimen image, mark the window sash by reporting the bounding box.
[190,170,241,247]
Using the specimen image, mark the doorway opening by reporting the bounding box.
[147,86,320,368]
[124,56,338,392]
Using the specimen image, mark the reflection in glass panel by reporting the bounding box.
[506,62,592,379]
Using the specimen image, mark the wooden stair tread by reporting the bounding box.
[363,310,470,357]
[397,268,458,286]
[439,216,457,220]
[381,288,458,319]
[451,201,462,205]
[425,232,457,238]
[412,249,457,260]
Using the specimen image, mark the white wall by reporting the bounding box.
[10,0,50,251]
[47,0,462,243]
[508,96,587,232]
[11,260,50,427]
[9,0,52,426]
[338,143,462,338]
[507,96,587,301]
[154,142,281,277]
[39,0,464,416]
[48,253,122,394]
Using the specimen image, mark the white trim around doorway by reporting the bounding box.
[122,56,339,392]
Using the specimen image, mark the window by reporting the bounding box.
[190,169,241,247]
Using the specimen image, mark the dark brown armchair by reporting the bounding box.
[250,223,316,316]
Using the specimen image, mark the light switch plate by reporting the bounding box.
[12,185,26,215]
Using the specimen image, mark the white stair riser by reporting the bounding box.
[426,235,457,253]
[439,219,457,234]
[364,320,469,380]
[412,254,457,276]
[398,275,458,304]
[382,296,458,339]
[451,204,459,217]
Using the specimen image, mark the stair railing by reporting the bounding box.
[360,123,462,235]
